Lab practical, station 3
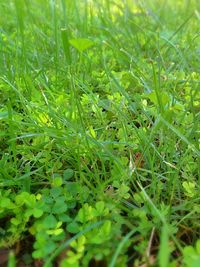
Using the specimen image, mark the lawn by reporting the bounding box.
[0,0,200,266]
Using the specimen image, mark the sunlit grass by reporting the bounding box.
[0,0,199,266]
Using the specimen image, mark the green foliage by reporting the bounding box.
[183,240,200,267]
[182,181,196,197]
[8,250,16,267]
[69,38,95,53]
[0,0,199,266]
[158,225,170,267]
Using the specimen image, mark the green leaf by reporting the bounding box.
[67,221,80,234]
[69,38,94,53]
[95,201,105,212]
[43,214,57,228]
[47,228,63,236]
[50,187,62,198]
[182,181,196,197]
[52,197,67,214]
[52,177,63,187]
[77,204,94,223]
[158,225,170,267]
[43,240,57,254]
[147,91,171,106]
[58,214,72,223]
[11,217,21,225]
[63,169,74,180]
[93,201,109,217]
[1,197,12,208]
[101,220,111,236]
[65,182,79,196]
[32,249,43,259]
[191,257,200,267]
[0,111,8,120]
[61,28,71,64]
[8,250,16,267]
[33,208,44,218]
[196,240,200,254]
[117,184,130,199]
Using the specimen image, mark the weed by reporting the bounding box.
[0,0,199,266]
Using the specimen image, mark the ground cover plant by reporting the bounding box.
[0,0,200,266]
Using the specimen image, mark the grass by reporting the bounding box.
[0,0,200,266]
